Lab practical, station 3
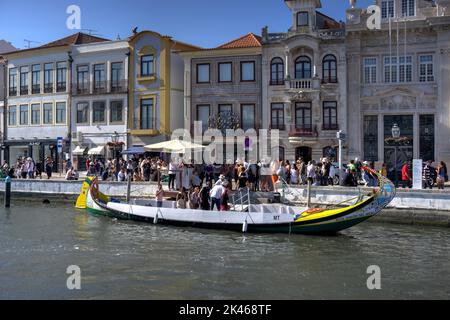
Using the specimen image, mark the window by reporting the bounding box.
[241,61,255,82]
[19,105,28,125]
[31,104,40,125]
[93,64,106,93]
[419,55,434,82]
[56,102,66,124]
[196,64,210,83]
[111,62,123,91]
[43,103,53,124]
[364,58,377,84]
[92,101,106,123]
[384,56,412,83]
[76,65,89,94]
[9,68,17,96]
[381,0,395,19]
[141,55,154,77]
[322,55,337,83]
[140,98,154,129]
[44,63,54,93]
[218,104,232,117]
[271,103,285,130]
[295,102,312,130]
[241,104,255,131]
[76,102,89,124]
[56,62,67,92]
[110,100,123,123]
[297,12,309,26]
[270,58,284,85]
[197,105,210,133]
[420,115,435,162]
[8,106,17,126]
[364,115,378,161]
[32,65,40,94]
[295,56,311,79]
[402,0,415,17]
[20,66,29,95]
[218,62,232,83]
[323,101,338,130]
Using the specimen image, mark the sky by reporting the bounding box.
[0,0,373,50]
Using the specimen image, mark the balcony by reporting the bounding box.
[72,83,90,95]
[9,88,17,96]
[289,124,318,137]
[286,78,320,92]
[270,124,286,131]
[56,83,67,92]
[20,86,29,95]
[322,124,339,131]
[32,85,40,94]
[110,80,128,93]
[44,84,53,93]
[93,81,107,94]
[289,124,318,145]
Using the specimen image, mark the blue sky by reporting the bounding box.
[0,0,373,50]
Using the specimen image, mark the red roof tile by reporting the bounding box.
[217,33,262,49]
[40,32,109,48]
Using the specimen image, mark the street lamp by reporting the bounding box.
[391,123,401,187]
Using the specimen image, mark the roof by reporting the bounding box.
[2,32,109,55]
[0,40,16,54]
[40,32,109,48]
[217,33,262,49]
[127,30,201,51]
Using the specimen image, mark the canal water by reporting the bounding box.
[0,201,449,300]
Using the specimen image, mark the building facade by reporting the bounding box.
[346,0,450,180]
[181,33,263,162]
[127,31,198,150]
[261,0,347,163]
[2,33,108,171]
[70,40,129,170]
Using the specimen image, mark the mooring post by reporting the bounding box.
[306,180,311,208]
[4,176,11,208]
[126,174,131,203]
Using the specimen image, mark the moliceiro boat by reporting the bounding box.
[75,167,396,235]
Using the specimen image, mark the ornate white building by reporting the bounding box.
[346,0,450,181]
[261,0,347,162]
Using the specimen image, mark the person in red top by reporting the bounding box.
[401,161,412,188]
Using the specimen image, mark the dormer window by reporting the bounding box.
[401,0,415,17]
[297,12,309,27]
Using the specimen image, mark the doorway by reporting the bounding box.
[295,147,312,163]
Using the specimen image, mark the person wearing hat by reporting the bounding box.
[209,181,224,211]
[215,174,225,186]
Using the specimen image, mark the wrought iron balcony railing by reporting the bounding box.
[289,124,318,137]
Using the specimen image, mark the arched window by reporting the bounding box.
[322,54,337,83]
[270,57,284,85]
[295,56,311,79]
[323,146,338,162]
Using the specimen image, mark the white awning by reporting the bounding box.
[88,146,105,155]
[72,146,87,155]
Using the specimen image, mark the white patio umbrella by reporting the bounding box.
[144,139,205,153]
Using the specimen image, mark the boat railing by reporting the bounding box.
[231,187,251,211]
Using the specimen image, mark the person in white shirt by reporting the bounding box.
[168,160,177,190]
[209,183,224,211]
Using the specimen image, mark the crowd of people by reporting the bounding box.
[0,156,55,180]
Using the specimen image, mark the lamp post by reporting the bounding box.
[392,123,401,187]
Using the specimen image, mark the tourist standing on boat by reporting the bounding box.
[215,174,226,186]
[237,167,247,189]
[156,184,164,208]
[220,182,230,211]
[168,160,177,190]
[189,187,200,209]
[210,182,224,211]
[200,182,211,210]
[45,157,53,179]
[176,188,188,209]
